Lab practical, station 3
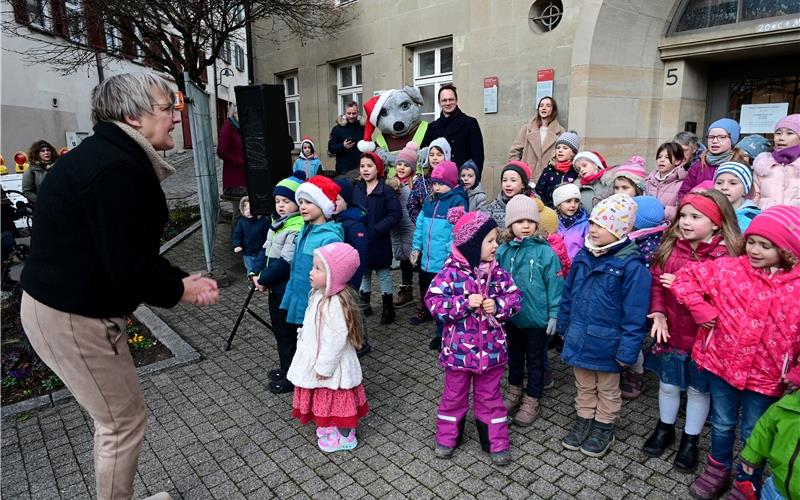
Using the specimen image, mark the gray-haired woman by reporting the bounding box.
[20,73,218,500]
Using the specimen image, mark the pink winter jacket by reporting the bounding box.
[671,255,800,397]
[645,167,687,221]
[753,152,800,209]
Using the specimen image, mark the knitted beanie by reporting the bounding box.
[743,205,800,259]
[425,137,452,166]
[396,141,419,167]
[633,195,665,229]
[505,194,540,227]
[334,177,355,206]
[589,193,638,240]
[573,151,607,171]
[314,242,361,297]
[502,161,533,187]
[552,183,581,208]
[612,156,647,192]
[459,159,480,178]
[555,130,581,154]
[448,207,498,268]
[714,161,753,193]
[295,175,341,219]
[431,160,459,188]
[735,135,771,160]
[360,151,385,178]
[536,198,558,235]
[775,114,800,136]
[273,171,307,201]
[708,118,741,144]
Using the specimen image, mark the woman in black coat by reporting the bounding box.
[353,152,401,324]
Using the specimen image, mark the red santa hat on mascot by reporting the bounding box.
[358,90,396,153]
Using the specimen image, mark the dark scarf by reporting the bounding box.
[559,207,586,229]
[437,106,462,127]
[774,144,800,165]
[704,149,733,166]
[229,116,240,130]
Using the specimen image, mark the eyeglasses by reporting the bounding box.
[705,134,730,142]
[151,91,186,114]
[440,98,456,103]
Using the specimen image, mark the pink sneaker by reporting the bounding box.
[316,426,336,438]
[318,429,358,452]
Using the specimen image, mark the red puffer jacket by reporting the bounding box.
[671,255,800,397]
[650,236,729,352]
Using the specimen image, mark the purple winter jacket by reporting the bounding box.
[425,248,522,373]
[678,155,724,199]
[557,209,589,261]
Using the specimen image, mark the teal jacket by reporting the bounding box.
[497,236,563,329]
[411,187,468,273]
[741,392,800,500]
[280,221,343,324]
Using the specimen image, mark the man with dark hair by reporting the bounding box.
[422,84,485,178]
[328,101,365,174]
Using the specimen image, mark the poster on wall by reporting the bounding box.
[740,103,789,133]
[536,69,554,105]
[483,77,498,114]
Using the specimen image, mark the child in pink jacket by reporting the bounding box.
[753,114,800,209]
[425,207,521,466]
[645,142,687,221]
[671,205,800,499]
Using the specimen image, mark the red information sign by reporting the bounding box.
[537,69,554,82]
[484,76,499,88]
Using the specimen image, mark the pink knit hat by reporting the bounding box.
[431,160,459,188]
[314,242,361,297]
[448,206,498,267]
[396,141,419,167]
[744,205,800,259]
[612,156,647,192]
[775,114,800,136]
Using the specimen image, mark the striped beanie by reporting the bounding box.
[744,205,800,258]
[612,156,647,192]
[273,171,306,201]
[714,161,753,193]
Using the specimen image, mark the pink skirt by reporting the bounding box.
[292,385,369,428]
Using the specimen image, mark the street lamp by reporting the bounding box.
[219,67,234,85]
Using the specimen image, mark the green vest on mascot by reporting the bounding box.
[357,87,429,178]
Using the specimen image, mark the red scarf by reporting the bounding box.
[396,173,412,186]
[554,159,573,173]
[580,170,605,186]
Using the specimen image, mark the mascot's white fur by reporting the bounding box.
[358,86,429,168]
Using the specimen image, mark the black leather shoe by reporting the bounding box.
[642,420,675,458]
[429,336,441,351]
[673,432,700,472]
[268,368,283,382]
[269,379,294,394]
[356,342,372,358]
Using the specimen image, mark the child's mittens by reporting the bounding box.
[234,246,243,253]
[546,318,557,337]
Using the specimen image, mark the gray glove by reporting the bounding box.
[546,318,557,337]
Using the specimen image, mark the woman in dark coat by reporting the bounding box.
[353,152,401,324]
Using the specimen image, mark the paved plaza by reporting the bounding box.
[1,158,707,499]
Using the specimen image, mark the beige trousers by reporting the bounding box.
[21,292,147,500]
[573,367,622,424]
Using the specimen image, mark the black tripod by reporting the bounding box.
[225,284,273,351]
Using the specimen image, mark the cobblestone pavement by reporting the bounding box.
[1,222,710,499]
[161,151,223,208]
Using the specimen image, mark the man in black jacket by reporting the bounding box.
[422,84,485,178]
[327,101,365,174]
[20,73,218,500]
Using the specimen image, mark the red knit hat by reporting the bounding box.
[502,161,533,187]
[295,175,341,219]
[358,90,396,153]
[360,152,385,177]
[744,205,800,259]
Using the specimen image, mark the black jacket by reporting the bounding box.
[334,207,368,289]
[21,122,188,318]
[422,107,485,175]
[328,118,365,174]
[352,179,401,270]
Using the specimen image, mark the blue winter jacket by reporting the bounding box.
[557,240,651,372]
[352,178,401,270]
[335,207,368,289]
[412,186,468,273]
[232,216,269,256]
[735,201,760,232]
[496,236,563,329]
[280,221,344,324]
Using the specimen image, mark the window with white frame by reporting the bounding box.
[413,41,453,122]
[64,0,85,44]
[26,0,50,29]
[221,40,232,64]
[337,61,362,116]
[234,44,245,72]
[282,73,300,146]
[105,24,123,53]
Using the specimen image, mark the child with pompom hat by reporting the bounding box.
[426,206,522,466]
[753,114,800,209]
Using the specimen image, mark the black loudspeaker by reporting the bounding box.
[234,84,293,216]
